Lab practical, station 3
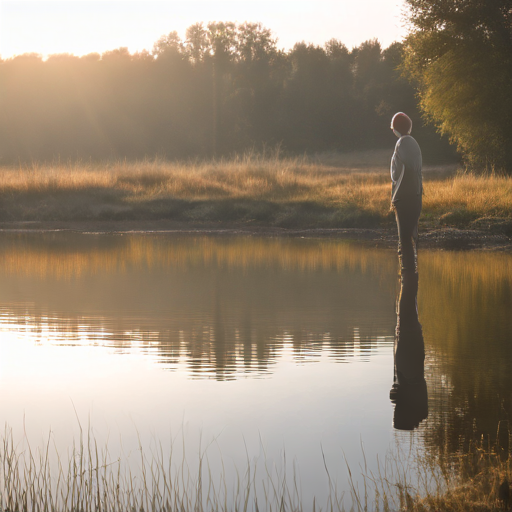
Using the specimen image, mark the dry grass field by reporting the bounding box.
[0,151,510,232]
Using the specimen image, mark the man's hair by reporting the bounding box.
[391,112,412,135]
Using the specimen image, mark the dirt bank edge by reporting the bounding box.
[0,220,510,251]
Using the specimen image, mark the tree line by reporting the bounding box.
[0,22,455,164]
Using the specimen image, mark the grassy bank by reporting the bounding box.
[0,152,511,232]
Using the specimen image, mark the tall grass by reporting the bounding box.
[0,424,510,512]
[0,153,390,227]
[0,152,511,229]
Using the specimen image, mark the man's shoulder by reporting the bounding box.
[397,135,421,154]
[398,135,419,146]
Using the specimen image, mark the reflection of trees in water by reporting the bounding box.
[109,267,396,380]
[178,263,395,380]
[1,294,392,380]
[417,251,512,456]
[0,234,397,380]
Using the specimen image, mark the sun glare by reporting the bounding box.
[0,0,406,59]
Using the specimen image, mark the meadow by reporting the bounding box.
[1,151,511,233]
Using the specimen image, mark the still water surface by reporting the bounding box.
[0,233,510,507]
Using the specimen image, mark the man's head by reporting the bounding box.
[391,112,412,137]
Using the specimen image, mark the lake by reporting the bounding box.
[0,233,510,510]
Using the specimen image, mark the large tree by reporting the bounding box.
[402,0,512,170]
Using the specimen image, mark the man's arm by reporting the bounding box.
[390,145,405,202]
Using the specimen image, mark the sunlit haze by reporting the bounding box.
[1,0,408,59]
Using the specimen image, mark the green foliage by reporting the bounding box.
[402,0,512,171]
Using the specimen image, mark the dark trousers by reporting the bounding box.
[394,198,422,274]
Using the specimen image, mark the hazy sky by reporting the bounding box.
[0,0,409,59]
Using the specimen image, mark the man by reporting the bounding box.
[390,112,422,275]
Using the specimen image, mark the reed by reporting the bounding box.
[0,423,510,512]
[0,425,334,512]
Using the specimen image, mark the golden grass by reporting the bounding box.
[0,153,511,228]
[409,437,512,512]
[424,172,512,217]
[0,154,389,201]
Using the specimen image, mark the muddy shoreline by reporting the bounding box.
[0,220,511,251]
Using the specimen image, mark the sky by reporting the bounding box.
[0,0,409,59]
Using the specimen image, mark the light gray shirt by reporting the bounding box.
[390,135,422,203]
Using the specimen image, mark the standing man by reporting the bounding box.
[390,112,422,275]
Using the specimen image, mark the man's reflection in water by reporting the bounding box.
[390,272,428,430]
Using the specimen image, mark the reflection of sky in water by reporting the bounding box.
[0,233,511,507]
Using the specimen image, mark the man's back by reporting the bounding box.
[391,135,422,203]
